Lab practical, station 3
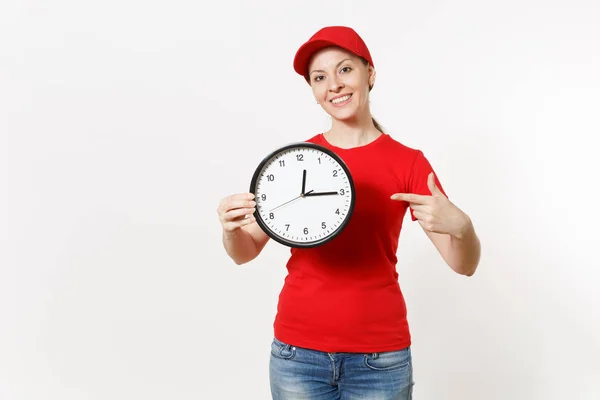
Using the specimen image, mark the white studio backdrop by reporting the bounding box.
[2,0,599,399]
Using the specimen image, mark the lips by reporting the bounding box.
[330,93,352,105]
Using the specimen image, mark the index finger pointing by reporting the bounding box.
[390,193,430,204]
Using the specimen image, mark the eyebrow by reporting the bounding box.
[309,58,353,75]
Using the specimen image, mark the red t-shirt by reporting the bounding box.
[273,132,447,353]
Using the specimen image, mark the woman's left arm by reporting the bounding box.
[391,172,481,276]
[422,218,481,276]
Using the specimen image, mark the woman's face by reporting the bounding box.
[307,47,375,123]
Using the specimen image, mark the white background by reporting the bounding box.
[2,1,599,399]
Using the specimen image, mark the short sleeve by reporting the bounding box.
[407,151,448,221]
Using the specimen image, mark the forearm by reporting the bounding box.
[222,228,260,265]
[448,219,481,276]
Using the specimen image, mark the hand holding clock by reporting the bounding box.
[217,193,257,239]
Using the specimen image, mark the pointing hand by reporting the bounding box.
[390,173,470,238]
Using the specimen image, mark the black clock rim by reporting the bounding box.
[248,142,356,249]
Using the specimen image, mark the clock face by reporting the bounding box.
[249,142,355,248]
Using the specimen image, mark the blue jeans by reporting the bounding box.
[269,337,414,400]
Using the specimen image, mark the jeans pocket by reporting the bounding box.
[271,337,296,360]
[364,347,411,371]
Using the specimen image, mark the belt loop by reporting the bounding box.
[372,352,379,359]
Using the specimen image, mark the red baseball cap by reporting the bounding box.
[293,26,374,80]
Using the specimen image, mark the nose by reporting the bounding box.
[328,76,344,92]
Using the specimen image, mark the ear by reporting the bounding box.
[368,66,376,90]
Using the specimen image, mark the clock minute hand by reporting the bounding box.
[269,190,315,213]
[304,191,339,197]
[301,169,306,195]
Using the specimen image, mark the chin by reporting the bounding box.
[327,107,359,121]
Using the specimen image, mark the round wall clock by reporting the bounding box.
[249,142,355,248]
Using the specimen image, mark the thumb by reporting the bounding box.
[427,172,442,196]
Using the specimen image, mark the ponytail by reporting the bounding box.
[372,117,384,133]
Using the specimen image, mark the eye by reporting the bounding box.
[340,66,352,73]
[313,75,324,82]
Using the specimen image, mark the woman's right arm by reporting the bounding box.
[217,193,270,265]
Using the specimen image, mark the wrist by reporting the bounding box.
[223,229,240,240]
[452,214,473,240]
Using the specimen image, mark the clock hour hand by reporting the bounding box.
[270,190,314,213]
[304,191,339,197]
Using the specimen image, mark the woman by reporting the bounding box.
[216,26,481,400]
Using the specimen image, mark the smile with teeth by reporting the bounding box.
[331,94,352,104]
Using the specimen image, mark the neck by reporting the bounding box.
[325,110,381,149]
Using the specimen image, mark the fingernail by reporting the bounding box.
[248,193,255,199]
[249,201,256,207]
